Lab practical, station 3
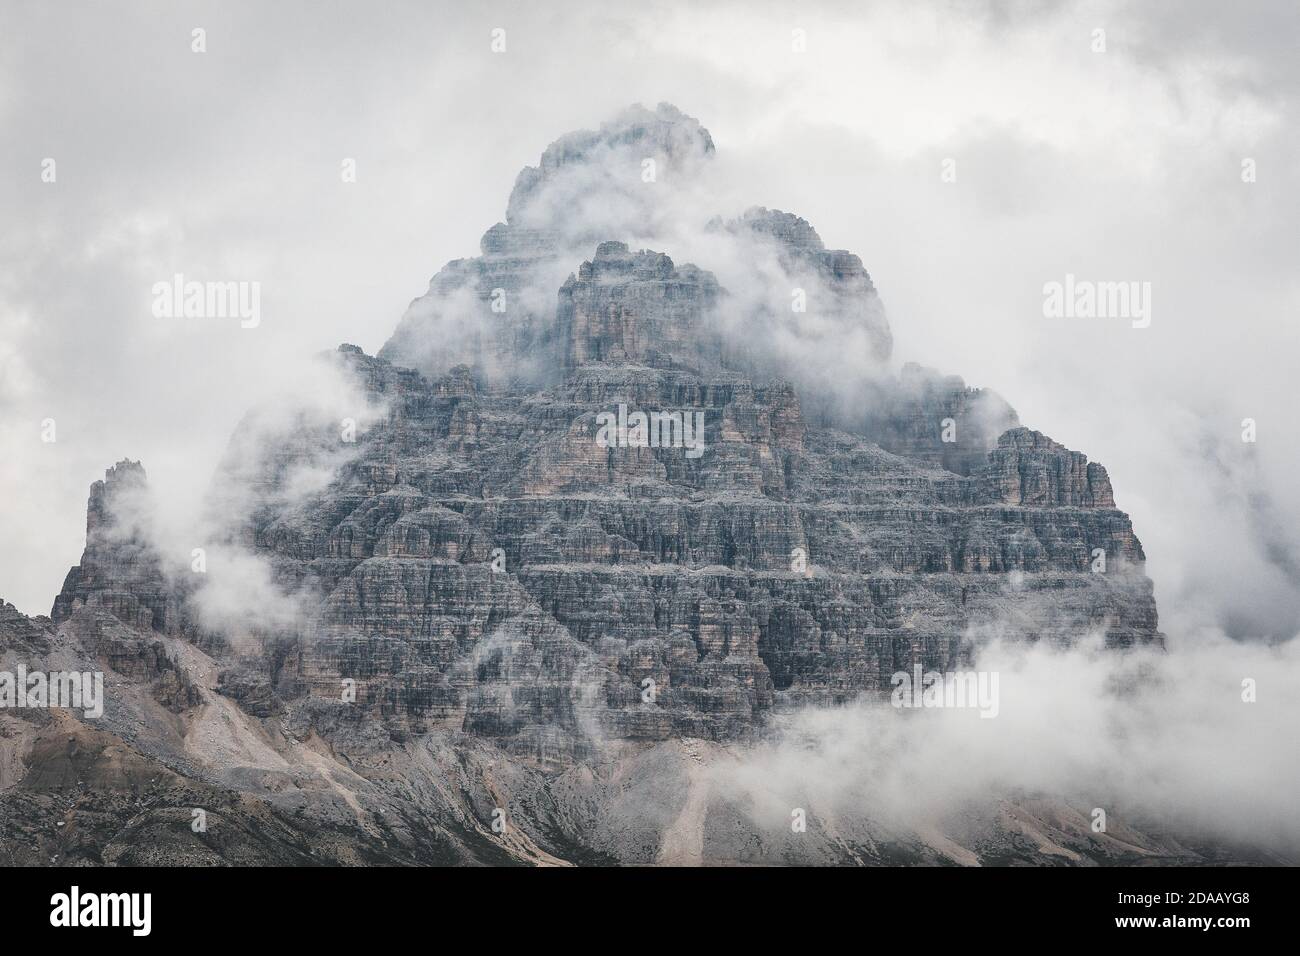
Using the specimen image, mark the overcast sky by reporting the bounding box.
[2,0,1297,648]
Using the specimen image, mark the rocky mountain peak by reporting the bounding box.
[558,241,721,372]
[53,458,171,631]
[722,206,826,252]
[47,105,1159,767]
[85,458,149,536]
[505,102,715,228]
[0,103,1188,866]
[382,109,894,396]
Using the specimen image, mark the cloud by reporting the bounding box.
[713,622,1300,854]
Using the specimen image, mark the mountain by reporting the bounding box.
[6,104,1245,867]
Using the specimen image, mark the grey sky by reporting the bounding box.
[1,0,1297,650]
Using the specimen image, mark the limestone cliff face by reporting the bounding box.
[248,344,1154,754]
[557,242,722,371]
[51,460,174,632]
[48,104,1156,769]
